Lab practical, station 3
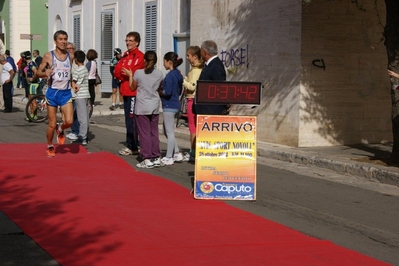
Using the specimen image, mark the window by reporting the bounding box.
[145,2,157,52]
[73,15,81,50]
[101,11,114,61]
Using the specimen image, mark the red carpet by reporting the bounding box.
[0,143,389,265]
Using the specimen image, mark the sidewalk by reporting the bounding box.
[10,87,399,187]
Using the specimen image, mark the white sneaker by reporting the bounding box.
[173,152,183,162]
[136,159,154,169]
[151,157,163,167]
[182,152,190,162]
[161,157,174,166]
[66,132,78,140]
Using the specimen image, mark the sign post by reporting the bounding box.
[193,81,262,201]
[20,34,42,53]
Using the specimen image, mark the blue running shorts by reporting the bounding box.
[45,88,72,107]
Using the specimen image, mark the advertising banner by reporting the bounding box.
[194,115,257,200]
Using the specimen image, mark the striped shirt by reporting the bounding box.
[73,66,90,99]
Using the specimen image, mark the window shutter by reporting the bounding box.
[73,15,81,50]
[145,2,157,52]
[101,11,114,61]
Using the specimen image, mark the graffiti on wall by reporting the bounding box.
[221,44,249,69]
[312,59,325,70]
[219,46,327,72]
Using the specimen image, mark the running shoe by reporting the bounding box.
[173,152,184,162]
[25,114,37,122]
[161,157,174,166]
[109,105,116,111]
[182,152,190,162]
[46,146,55,158]
[55,123,65,145]
[119,147,133,156]
[151,157,163,167]
[136,159,154,169]
[66,132,78,140]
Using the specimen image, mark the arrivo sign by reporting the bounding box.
[195,81,262,105]
[194,115,257,200]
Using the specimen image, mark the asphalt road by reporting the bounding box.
[1,110,399,265]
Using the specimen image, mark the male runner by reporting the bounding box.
[34,30,74,157]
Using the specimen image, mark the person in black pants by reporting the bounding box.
[0,54,16,112]
[85,49,98,106]
[113,32,145,156]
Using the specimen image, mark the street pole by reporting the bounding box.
[29,35,32,53]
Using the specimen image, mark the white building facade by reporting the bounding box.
[47,0,190,93]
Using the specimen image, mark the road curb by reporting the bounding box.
[258,148,399,187]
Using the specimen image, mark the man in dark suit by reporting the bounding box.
[194,40,228,115]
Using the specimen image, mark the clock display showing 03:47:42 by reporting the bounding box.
[195,81,262,105]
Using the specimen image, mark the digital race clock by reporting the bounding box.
[195,81,262,105]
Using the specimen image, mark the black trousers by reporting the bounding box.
[2,82,13,112]
[88,79,96,105]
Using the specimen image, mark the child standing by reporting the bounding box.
[71,50,90,145]
[160,52,184,166]
[123,51,164,168]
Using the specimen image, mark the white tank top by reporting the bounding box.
[49,50,71,90]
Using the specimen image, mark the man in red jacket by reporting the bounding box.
[114,31,145,156]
